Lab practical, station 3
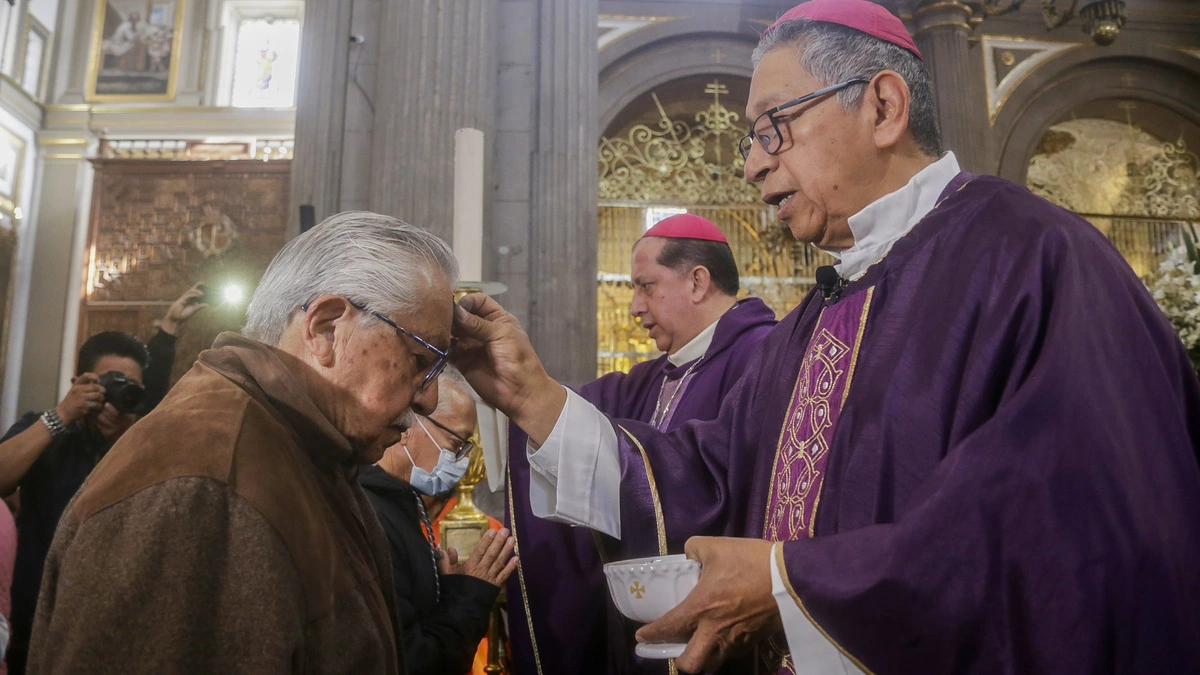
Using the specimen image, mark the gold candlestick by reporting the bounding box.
[438,426,491,556]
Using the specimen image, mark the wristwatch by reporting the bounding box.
[40,409,67,438]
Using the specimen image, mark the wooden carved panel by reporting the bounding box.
[80,159,290,385]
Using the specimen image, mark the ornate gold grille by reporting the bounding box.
[596,81,832,376]
[1027,117,1199,277]
[599,82,759,206]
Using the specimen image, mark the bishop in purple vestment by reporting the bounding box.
[453,2,1200,673]
[506,216,778,675]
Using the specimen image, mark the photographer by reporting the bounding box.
[0,285,204,674]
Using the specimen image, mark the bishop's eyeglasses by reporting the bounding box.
[738,78,870,161]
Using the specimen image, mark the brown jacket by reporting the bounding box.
[29,333,404,674]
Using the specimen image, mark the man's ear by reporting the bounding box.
[864,70,912,151]
[689,266,712,302]
[300,295,354,367]
[398,426,415,447]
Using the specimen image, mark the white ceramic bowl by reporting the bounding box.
[603,554,701,624]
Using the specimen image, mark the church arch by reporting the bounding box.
[994,46,1200,183]
[599,17,760,136]
[1002,47,1200,280]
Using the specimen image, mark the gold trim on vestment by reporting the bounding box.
[811,287,875,537]
[838,287,875,411]
[591,529,612,564]
[617,425,678,675]
[773,543,875,674]
[619,425,667,556]
[506,462,544,675]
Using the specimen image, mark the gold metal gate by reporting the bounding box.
[1027,117,1199,278]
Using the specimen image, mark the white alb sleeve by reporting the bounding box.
[525,387,622,538]
[770,543,866,674]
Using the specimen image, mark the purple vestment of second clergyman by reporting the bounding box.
[505,298,778,675]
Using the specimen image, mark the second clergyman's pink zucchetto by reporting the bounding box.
[642,214,728,243]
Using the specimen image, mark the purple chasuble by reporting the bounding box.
[505,298,777,675]
[580,174,1200,674]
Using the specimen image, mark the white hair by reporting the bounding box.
[752,18,943,157]
[438,364,481,404]
[244,211,459,345]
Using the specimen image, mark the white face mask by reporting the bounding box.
[403,418,470,496]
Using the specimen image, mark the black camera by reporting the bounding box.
[98,371,146,414]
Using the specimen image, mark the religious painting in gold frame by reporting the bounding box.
[85,0,186,102]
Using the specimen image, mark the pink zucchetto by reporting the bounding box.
[767,0,922,61]
[643,214,728,243]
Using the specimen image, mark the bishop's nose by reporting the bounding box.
[742,141,774,184]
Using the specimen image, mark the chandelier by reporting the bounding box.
[972,0,1127,45]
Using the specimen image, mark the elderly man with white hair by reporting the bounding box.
[27,212,458,674]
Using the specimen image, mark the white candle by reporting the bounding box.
[453,128,485,282]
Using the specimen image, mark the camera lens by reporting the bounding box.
[98,372,146,414]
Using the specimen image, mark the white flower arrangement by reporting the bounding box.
[1147,224,1200,372]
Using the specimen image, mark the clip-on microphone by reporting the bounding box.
[815,266,845,302]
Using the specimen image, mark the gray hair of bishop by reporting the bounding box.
[243,211,459,346]
[752,18,943,158]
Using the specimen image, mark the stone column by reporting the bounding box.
[17,139,95,415]
[527,0,599,385]
[288,0,354,237]
[368,1,497,245]
[911,1,989,172]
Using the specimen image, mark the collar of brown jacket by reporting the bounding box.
[200,332,360,471]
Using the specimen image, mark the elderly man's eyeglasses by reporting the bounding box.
[343,299,451,391]
[423,415,475,460]
[738,78,870,161]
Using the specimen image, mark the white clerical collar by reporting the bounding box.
[668,314,721,366]
[821,152,961,280]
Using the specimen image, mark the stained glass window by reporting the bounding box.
[229,18,300,108]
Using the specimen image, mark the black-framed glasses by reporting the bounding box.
[738,78,870,161]
[343,299,451,391]
[423,415,476,460]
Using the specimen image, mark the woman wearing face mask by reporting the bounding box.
[359,368,518,675]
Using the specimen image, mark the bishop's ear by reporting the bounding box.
[865,70,912,151]
[299,295,353,367]
[689,265,713,301]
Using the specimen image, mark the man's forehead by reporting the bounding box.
[631,239,670,274]
[430,305,454,339]
[425,324,453,352]
[412,299,454,345]
[747,49,815,116]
